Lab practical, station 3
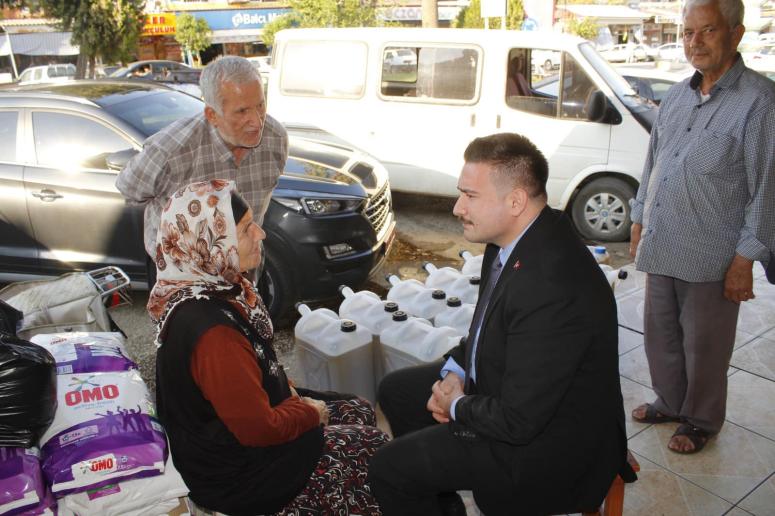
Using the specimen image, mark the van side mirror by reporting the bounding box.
[586,90,622,125]
[106,148,139,171]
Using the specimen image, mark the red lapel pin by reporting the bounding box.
[513,259,521,270]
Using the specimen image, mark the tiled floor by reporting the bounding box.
[615,264,775,516]
[282,264,775,515]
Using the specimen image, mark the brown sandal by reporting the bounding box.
[668,423,711,454]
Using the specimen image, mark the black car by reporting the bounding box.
[0,81,395,318]
[110,60,201,84]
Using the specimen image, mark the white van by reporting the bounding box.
[268,28,657,241]
[18,64,76,85]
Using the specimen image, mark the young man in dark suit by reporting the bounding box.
[368,133,634,515]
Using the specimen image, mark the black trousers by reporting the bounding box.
[369,362,513,516]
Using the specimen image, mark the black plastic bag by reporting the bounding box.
[0,332,57,447]
[0,299,23,336]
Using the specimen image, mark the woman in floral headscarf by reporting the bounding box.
[150,180,388,516]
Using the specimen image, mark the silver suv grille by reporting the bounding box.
[365,182,391,235]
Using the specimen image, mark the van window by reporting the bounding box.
[507,49,599,121]
[380,46,479,102]
[33,68,43,81]
[32,112,133,169]
[280,40,367,98]
[0,111,18,162]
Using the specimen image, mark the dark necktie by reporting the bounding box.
[464,257,503,388]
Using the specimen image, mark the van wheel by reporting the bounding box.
[256,252,294,321]
[571,178,634,242]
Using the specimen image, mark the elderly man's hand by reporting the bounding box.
[629,223,642,259]
[724,254,755,304]
[426,373,464,423]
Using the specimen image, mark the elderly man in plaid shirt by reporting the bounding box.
[629,0,774,454]
[116,56,287,280]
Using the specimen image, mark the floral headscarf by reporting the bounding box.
[147,180,272,346]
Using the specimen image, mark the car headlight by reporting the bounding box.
[303,198,363,216]
[273,196,364,216]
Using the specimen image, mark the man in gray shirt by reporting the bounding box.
[629,0,774,454]
[116,56,287,270]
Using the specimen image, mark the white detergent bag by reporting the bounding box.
[39,370,166,496]
[30,332,136,375]
[62,451,187,516]
[294,304,376,403]
[379,311,460,377]
[459,250,484,277]
[433,297,475,337]
[386,275,448,322]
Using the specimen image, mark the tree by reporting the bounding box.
[566,16,599,41]
[261,0,382,47]
[38,0,144,78]
[455,0,524,30]
[175,13,211,67]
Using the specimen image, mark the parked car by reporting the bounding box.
[17,64,76,85]
[748,45,775,75]
[614,65,694,104]
[655,43,686,62]
[598,44,649,63]
[110,60,200,84]
[383,48,417,73]
[0,81,396,318]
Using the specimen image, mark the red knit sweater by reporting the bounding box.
[190,325,319,447]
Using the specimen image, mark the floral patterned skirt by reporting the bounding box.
[273,397,388,516]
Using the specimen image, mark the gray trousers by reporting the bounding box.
[644,274,740,434]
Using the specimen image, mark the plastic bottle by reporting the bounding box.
[385,274,448,322]
[338,286,399,335]
[424,262,480,305]
[378,311,460,380]
[598,264,629,292]
[293,304,376,403]
[587,245,611,265]
[459,250,484,276]
[433,297,475,337]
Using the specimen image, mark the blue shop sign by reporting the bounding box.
[183,9,291,30]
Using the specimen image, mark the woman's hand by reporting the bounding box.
[289,385,300,398]
[302,397,329,426]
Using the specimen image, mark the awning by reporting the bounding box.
[210,28,263,44]
[558,4,651,25]
[0,31,79,56]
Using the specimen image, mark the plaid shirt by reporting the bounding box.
[631,57,775,282]
[116,113,287,256]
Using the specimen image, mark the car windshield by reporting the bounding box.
[109,67,129,77]
[579,42,654,113]
[97,88,204,137]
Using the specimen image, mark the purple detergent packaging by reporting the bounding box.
[30,333,136,375]
[0,447,56,516]
[39,371,166,497]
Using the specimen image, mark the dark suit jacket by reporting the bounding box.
[447,206,633,515]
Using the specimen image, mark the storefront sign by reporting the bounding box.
[184,9,290,30]
[378,6,459,22]
[142,14,176,36]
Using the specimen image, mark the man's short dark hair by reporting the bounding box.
[463,133,548,199]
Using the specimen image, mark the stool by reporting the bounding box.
[582,450,641,516]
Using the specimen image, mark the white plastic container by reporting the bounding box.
[433,297,475,337]
[294,304,376,403]
[423,262,480,305]
[386,274,448,322]
[599,264,628,292]
[379,311,461,378]
[338,286,399,335]
[459,250,484,276]
[587,245,611,265]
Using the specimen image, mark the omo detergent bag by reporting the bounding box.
[0,447,56,516]
[30,333,136,375]
[39,371,166,496]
